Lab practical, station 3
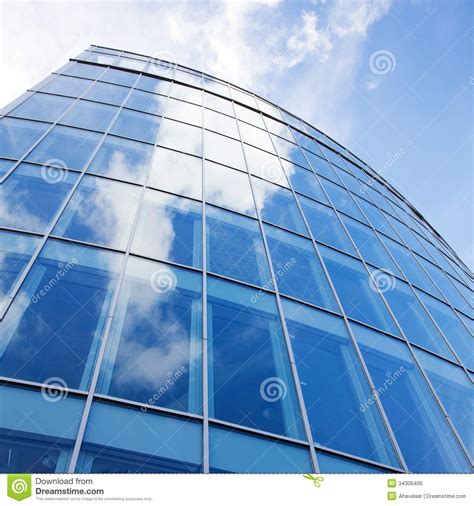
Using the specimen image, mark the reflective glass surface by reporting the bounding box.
[10,93,73,123]
[110,108,161,144]
[158,118,202,157]
[0,118,49,159]
[60,100,117,132]
[204,130,246,171]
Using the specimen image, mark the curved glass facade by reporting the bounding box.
[0,45,472,475]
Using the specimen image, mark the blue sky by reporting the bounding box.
[0,0,472,268]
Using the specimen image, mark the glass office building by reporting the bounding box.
[0,46,472,475]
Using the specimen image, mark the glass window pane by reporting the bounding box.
[204,108,238,139]
[244,145,288,187]
[282,299,400,466]
[342,215,401,275]
[203,77,230,98]
[206,206,271,286]
[169,83,202,105]
[40,75,92,97]
[0,385,84,473]
[204,130,245,171]
[110,109,161,144]
[0,162,78,233]
[60,100,117,132]
[204,92,234,116]
[124,89,167,115]
[265,225,338,311]
[0,159,16,177]
[272,135,310,169]
[136,75,171,95]
[321,246,398,334]
[317,452,389,474]
[87,135,153,184]
[0,118,49,159]
[83,81,129,105]
[299,196,356,255]
[234,103,264,127]
[158,118,202,157]
[355,197,398,240]
[354,324,471,473]
[207,277,305,439]
[379,276,456,360]
[53,176,140,250]
[63,62,103,80]
[415,349,473,458]
[166,98,202,127]
[264,116,293,141]
[0,230,41,312]
[304,150,340,183]
[132,190,202,268]
[79,402,201,473]
[9,93,73,123]
[321,179,366,222]
[0,240,122,388]
[27,125,102,170]
[148,147,202,200]
[97,258,202,414]
[210,427,312,473]
[239,122,275,153]
[99,68,136,87]
[253,177,307,235]
[284,162,328,202]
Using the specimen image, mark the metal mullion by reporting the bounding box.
[0,67,110,184]
[200,84,209,474]
[312,147,474,468]
[0,70,141,321]
[67,60,177,472]
[263,114,409,473]
[229,98,320,473]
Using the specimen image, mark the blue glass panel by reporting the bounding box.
[99,68,136,87]
[158,118,202,157]
[283,299,399,467]
[40,75,92,97]
[342,215,401,276]
[354,324,471,473]
[27,125,102,170]
[166,98,202,127]
[265,225,338,311]
[0,230,40,312]
[205,162,255,216]
[204,130,245,171]
[317,452,389,474]
[415,349,473,458]
[283,162,328,203]
[271,135,310,169]
[136,76,171,95]
[207,277,305,439]
[0,385,84,473]
[0,240,122,388]
[0,118,49,159]
[97,258,202,414]
[132,190,202,268]
[321,179,366,222]
[239,122,275,153]
[79,402,201,473]
[60,100,118,132]
[9,93,73,123]
[299,196,356,255]
[53,176,140,250]
[0,159,16,177]
[321,246,398,334]
[83,81,129,105]
[210,427,312,473]
[355,197,398,240]
[204,108,238,139]
[235,103,264,127]
[110,109,161,144]
[63,62,103,80]
[206,206,271,286]
[253,177,307,235]
[87,135,153,184]
[244,144,287,187]
[169,83,202,105]
[125,89,168,115]
[149,147,202,200]
[304,151,339,183]
[416,290,474,370]
[0,162,78,233]
[379,276,455,360]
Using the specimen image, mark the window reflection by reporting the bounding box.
[97,258,202,413]
[244,145,287,187]
[83,81,129,105]
[158,118,202,157]
[9,93,73,123]
[60,100,118,132]
[110,109,161,144]
[204,130,245,171]
[0,118,49,159]
[204,108,239,139]
[40,75,92,97]
[125,89,167,115]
